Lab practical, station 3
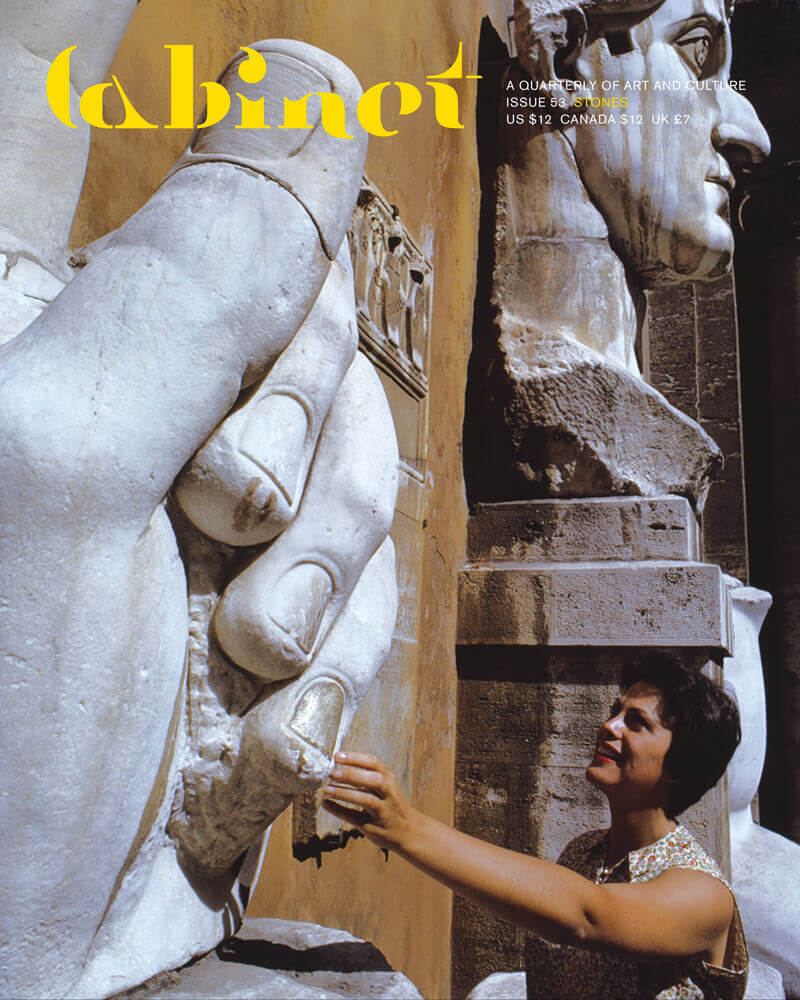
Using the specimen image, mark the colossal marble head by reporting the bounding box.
[466,0,770,506]
[514,0,770,285]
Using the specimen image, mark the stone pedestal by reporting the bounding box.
[120,919,423,999]
[453,497,732,998]
[459,497,730,651]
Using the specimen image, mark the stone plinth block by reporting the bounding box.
[486,322,722,511]
[125,918,423,999]
[458,561,731,652]
[468,497,699,564]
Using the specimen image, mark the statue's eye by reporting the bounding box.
[677,28,714,75]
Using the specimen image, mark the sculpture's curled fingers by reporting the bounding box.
[213,351,400,682]
[173,239,359,546]
[168,536,398,876]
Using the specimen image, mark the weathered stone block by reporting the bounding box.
[452,902,526,1000]
[479,321,723,511]
[467,497,699,564]
[455,761,512,847]
[646,276,749,582]
[458,561,731,652]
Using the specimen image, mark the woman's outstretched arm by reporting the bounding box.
[321,752,733,961]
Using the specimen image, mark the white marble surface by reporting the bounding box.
[127,918,423,1000]
[0,9,399,998]
[726,583,800,996]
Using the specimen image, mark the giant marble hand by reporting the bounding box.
[0,3,398,997]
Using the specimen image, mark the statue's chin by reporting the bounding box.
[697,246,734,282]
[637,219,733,288]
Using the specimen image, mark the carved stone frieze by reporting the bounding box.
[348,179,432,402]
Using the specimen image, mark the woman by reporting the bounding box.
[322,655,748,999]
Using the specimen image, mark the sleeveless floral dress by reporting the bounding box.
[524,825,748,999]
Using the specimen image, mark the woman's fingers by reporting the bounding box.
[321,756,411,850]
[319,798,368,829]
[333,751,386,772]
[321,783,381,812]
[329,763,386,792]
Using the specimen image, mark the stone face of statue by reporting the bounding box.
[467,0,772,509]
[569,0,770,285]
[515,0,770,287]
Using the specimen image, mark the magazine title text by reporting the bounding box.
[46,43,481,137]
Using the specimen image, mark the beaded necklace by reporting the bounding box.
[595,847,628,885]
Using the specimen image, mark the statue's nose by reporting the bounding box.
[713,92,771,168]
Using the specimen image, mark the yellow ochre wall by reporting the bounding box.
[71,3,511,996]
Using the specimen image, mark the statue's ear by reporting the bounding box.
[553,9,589,81]
[516,7,589,107]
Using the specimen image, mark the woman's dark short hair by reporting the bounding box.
[622,652,741,817]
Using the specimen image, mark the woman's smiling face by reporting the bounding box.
[586,682,676,808]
